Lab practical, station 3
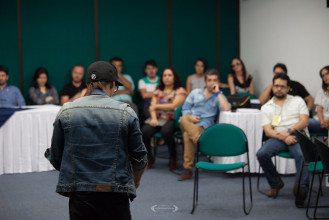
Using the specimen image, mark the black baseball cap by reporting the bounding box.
[86,61,123,86]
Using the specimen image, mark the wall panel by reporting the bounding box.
[99,0,168,87]
[0,1,19,87]
[21,0,95,100]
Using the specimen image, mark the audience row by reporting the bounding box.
[1,57,329,207]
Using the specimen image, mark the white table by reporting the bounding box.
[213,108,297,174]
[0,105,60,175]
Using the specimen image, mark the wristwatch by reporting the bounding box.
[287,128,292,134]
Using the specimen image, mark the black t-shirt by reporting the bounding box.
[270,80,309,99]
[60,82,87,99]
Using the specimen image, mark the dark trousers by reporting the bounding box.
[69,192,131,220]
[141,119,176,159]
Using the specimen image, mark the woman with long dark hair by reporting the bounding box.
[29,67,59,105]
[142,67,187,170]
[308,65,329,134]
[227,58,254,95]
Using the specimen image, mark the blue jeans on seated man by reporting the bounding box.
[256,138,309,194]
[308,118,327,134]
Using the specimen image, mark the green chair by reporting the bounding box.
[174,105,183,140]
[191,124,253,215]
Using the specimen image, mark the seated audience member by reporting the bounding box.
[186,58,207,94]
[227,58,254,95]
[259,63,314,110]
[308,66,329,134]
[29,67,59,105]
[141,67,187,170]
[110,57,138,113]
[60,64,86,105]
[138,60,160,118]
[178,69,230,181]
[186,58,229,94]
[0,65,25,107]
[256,73,309,205]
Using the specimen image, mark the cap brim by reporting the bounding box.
[115,81,123,87]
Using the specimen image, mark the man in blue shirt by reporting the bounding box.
[0,65,25,107]
[178,69,230,181]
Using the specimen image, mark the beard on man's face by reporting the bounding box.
[273,92,286,99]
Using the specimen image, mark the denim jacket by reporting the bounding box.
[45,89,147,199]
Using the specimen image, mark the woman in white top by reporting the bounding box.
[308,65,329,134]
[186,58,228,94]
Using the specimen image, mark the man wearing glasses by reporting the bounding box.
[257,73,309,206]
[259,63,314,111]
[46,61,147,220]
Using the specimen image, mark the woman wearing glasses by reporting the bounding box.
[227,58,254,95]
[308,66,329,135]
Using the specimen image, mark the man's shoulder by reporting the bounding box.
[62,82,73,89]
[122,74,133,81]
[287,94,303,102]
[190,88,203,95]
[6,85,21,93]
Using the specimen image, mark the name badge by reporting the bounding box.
[272,115,280,126]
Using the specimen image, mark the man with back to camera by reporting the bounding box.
[45,61,147,220]
[259,63,314,111]
[110,56,138,113]
[0,65,25,107]
[138,60,160,118]
[257,73,309,205]
[60,64,87,105]
[178,69,230,180]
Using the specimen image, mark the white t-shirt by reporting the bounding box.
[138,76,159,92]
[314,88,329,120]
[261,95,309,133]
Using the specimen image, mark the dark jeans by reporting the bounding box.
[141,119,176,159]
[143,104,150,119]
[69,192,131,220]
[308,118,327,134]
[256,138,309,194]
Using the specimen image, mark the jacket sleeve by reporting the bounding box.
[45,113,65,170]
[127,108,148,171]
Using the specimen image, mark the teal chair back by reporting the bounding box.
[174,105,183,130]
[236,93,257,100]
[198,123,248,157]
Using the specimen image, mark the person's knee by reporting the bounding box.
[256,147,271,161]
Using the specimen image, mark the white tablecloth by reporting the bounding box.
[0,105,60,175]
[213,108,297,174]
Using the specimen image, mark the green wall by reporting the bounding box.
[0,0,238,103]
[0,1,19,86]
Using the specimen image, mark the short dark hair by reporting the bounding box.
[320,66,329,92]
[196,58,208,72]
[110,56,123,64]
[0,65,9,75]
[32,67,51,89]
[273,63,288,74]
[272,73,290,86]
[204,69,219,81]
[144,60,157,68]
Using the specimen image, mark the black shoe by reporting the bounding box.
[293,183,306,206]
[266,181,284,198]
